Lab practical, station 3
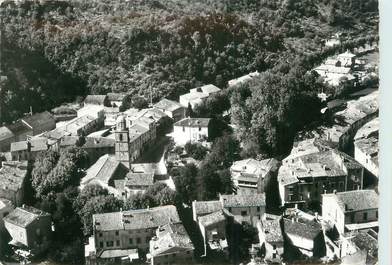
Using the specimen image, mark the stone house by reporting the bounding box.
[172,118,211,146]
[0,161,28,207]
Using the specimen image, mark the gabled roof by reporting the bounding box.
[198,210,226,227]
[220,194,266,208]
[124,172,155,187]
[190,84,221,95]
[262,218,283,243]
[93,205,180,231]
[174,118,211,128]
[99,248,138,259]
[81,154,127,187]
[106,92,127,102]
[283,218,322,241]
[154,98,184,112]
[10,138,48,153]
[4,205,50,228]
[150,223,194,256]
[0,126,14,142]
[84,95,108,105]
[0,161,28,192]
[324,190,378,212]
[231,158,278,178]
[192,200,222,217]
[21,111,55,130]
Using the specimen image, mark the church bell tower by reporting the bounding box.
[115,115,131,168]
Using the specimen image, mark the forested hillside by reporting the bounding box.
[1,0,378,123]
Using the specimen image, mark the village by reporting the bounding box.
[0,38,379,265]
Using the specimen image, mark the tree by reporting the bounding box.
[173,163,198,204]
[79,195,123,236]
[184,142,208,160]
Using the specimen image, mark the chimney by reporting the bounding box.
[333,189,337,194]
[315,212,319,220]
[294,204,298,210]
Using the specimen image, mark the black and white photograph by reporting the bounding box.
[0,0,384,265]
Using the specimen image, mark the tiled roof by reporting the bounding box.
[93,205,180,231]
[283,218,322,240]
[174,118,211,128]
[21,111,55,129]
[7,121,30,134]
[81,154,126,186]
[191,84,221,95]
[284,138,333,162]
[228,71,260,87]
[0,198,13,210]
[99,248,138,259]
[64,115,97,134]
[231,158,278,178]
[262,219,283,243]
[327,190,378,212]
[154,99,184,112]
[354,117,379,140]
[150,223,194,256]
[60,136,115,149]
[107,92,127,102]
[354,137,378,162]
[84,95,107,105]
[4,205,50,228]
[180,92,209,102]
[0,126,14,142]
[192,200,222,217]
[124,172,154,186]
[198,210,226,227]
[10,138,48,153]
[220,194,266,208]
[129,123,149,134]
[0,161,28,192]
[279,150,362,186]
[131,163,165,175]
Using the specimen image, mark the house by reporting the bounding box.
[148,223,194,265]
[114,172,155,198]
[340,229,378,265]
[0,161,28,206]
[103,107,121,128]
[284,138,333,163]
[354,118,379,177]
[230,158,279,195]
[179,92,209,109]
[278,150,364,208]
[10,138,48,161]
[60,136,115,163]
[189,84,221,95]
[172,118,211,146]
[282,217,325,258]
[322,90,379,150]
[107,93,128,108]
[0,112,55,152]
[197,210,229,255]
[4,205,52,255]
[80,154,129,195]
[219,194,265,227]
[0,126,14,152]
[257,215,284,263]
[84,95,109,106]
[77,105,105,121]
[20,111,56,137]
[62,115,103,136]
[322,190,378,235]
[85,205,181,264]
[154,99,186,122]
[227,71,260,87]
[192,200,223,222]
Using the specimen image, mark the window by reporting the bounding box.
[165,255,168,259]
[339,181,345,191]
[241,211,247,216]
[256,207,260,212]
[99,233,103,237]
[119,134,123,141]
[228,207,232,213]
[115,231,119,236]
[172,253,176,257]
[273,245,276,250]
[198,127,201,131]
[106,241,114,247]
[376,211,378,219]
[137,238,141,244]
[363,212,368,221]
[129,238,133,244]
[99,242,103,248]
[182,126,185,132]
[116,240,120,246]
[273,253,276,259]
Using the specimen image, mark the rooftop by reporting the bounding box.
[192,200,222,217]
[231,158,278,178]
[323,190,378,212]
[0,198,13,210]
[4,205,50,228]
[262,218,283,243]
[154,98,184,112]
[228,71,260,87]
[190,84,221,95]
[99,248,138,259]
[93,205,180,231]
[180,92,209,102]
[84,95,107,105]
[21,111,55,129]
[124,172,155,187]
[131,163,165,175]
[60,136,115,149]
[220,194,266,208]
[64,115,97,134]
[354,136,379,165]
[81,154,127,187]
[174,118,211,128]
[0,161,28,192]
[283,218,322,240]
[0,126,14,142]
[279,150,362,186]
[198,210,226,227]
[106,92,127,102]
[10,138,48,153]
[150,223,194,256]
[354,117,379,141]
[284,138,333,162]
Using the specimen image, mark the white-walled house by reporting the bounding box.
[322,190,378,235]
[172,118,211,146]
